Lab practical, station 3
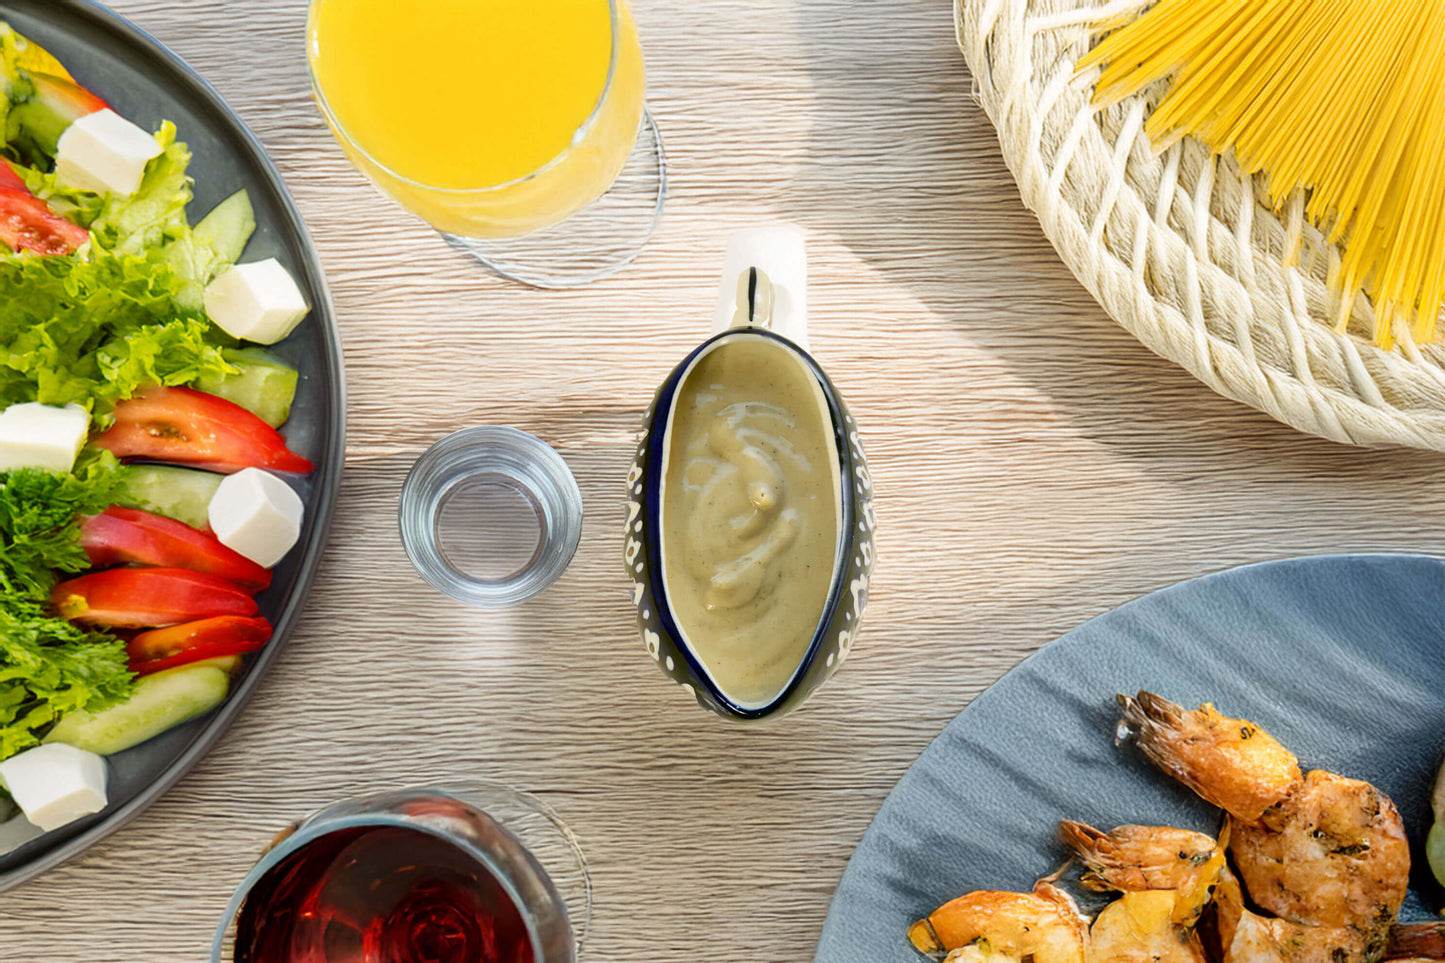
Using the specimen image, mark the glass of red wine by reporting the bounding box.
[211,782,590,963]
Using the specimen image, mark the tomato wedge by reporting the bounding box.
[126,615,272,675]
[53,568,259,628]
[80,506,271,592]
[92,386,314,475]
[0,162,88,256]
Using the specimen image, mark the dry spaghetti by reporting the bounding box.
[1078,0,1445,348]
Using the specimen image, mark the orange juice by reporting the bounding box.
[308,0,645,238]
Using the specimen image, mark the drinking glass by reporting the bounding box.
[399,427,585,607]
[307,0,665,288]
[212,782,590,963]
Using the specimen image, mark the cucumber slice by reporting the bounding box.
[44,663,230,756]
[194,347,298,428]
[193,655,242,676]
[115,464,223,529]
[194,190,255,266]
[8,101,69,165]
[7,74,104,166]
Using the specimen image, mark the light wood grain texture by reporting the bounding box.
[4,1,1445,960]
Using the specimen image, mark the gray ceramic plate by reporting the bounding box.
[814,554,1445,962]
[0,0,344,889]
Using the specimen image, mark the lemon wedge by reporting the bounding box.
[13,31,73,82]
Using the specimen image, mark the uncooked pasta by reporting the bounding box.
[1078,0,1445,347]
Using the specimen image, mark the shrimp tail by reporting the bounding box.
[1118,692,1203,793]
[1120,690,1185,728]
[1057,820,1119,892]
[1118,691,1194,766]
[1057,818,1108,852]
[909,916,944,954]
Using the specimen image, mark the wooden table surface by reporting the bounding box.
[6,1,1445,960]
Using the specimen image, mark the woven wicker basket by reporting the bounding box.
[956,0,1445,451]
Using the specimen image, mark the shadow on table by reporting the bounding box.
[781,0,1445,484]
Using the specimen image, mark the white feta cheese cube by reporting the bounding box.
[54,108,163,197]
[0,743,108,832]
[204,259,311,345]
[0,402,90,472]
[208,467,304,568]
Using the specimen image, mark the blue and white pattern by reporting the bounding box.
[623,330,875,720]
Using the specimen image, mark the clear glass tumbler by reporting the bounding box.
[212,782,589,963]
[398,427,584,607]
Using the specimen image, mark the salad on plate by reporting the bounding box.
[0,24,316,842]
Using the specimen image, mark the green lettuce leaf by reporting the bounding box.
[20,121,193,253]
[0,245,238,421]
[0,453,122,600]
[0,456,133,760]
[0,603,132,761]
[90,121,192,254]
[19,164,105,227]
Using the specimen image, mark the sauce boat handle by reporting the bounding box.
[711,224,809,349]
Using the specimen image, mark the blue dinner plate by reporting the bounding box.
[814,554,1445,962]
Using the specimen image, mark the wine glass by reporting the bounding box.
[211,782,590,963]
[306,0,665,288]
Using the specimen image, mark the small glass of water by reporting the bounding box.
[399,427,584,607]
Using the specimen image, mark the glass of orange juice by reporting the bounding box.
[307,0,665,287]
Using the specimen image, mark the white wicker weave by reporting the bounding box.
[956,0,1445,450]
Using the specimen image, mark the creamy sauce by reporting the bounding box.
[661,337,840,708]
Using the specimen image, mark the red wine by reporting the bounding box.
[233,823,537,963]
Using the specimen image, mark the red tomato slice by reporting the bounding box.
[0,163,27,192]
[53,568,259,628]
[127,615,272,675]
[80,506,271,592]
[0,164,88,255]
[92,386,314,475]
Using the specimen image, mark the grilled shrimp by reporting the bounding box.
[1090,889,1208,963]
[1058,820,1225,926]
[1229,769,1407,934]
[1119,693,1410,958]
[909,880,1088,963]
[1212,866,1372,963]
[1118,692,1302,822]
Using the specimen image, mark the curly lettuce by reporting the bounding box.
[0,247,238,421]
[0,453,120,599]
[0,455,133,759]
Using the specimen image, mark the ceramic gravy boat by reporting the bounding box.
[624,226,874,720]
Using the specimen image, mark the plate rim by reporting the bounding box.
[0,0,346,891]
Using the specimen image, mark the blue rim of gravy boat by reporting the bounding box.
[641,327,860,720]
